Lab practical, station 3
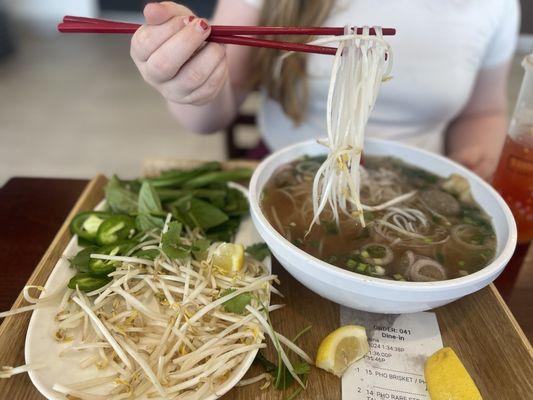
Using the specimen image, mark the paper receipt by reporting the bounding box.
[340,309,443,400]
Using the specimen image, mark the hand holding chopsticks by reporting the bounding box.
[58,11,395,108]
[58,15,395,56]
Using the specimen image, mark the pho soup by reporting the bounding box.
[261,155,496,282]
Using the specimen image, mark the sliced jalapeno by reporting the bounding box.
[70,211,113,242]
[88,242,137,277]
[96,216,135,245]
[68,273,111,292]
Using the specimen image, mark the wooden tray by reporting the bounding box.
[0,173,532,400]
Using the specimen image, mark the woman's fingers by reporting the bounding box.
[130,2,195,62]
[144,18,211,83]
[143,2,190,25]
[131,15,192,63]
[143,3,173,25]
[130,3,228,107]
[181,61,229,106]
[159,47,227,104]
[171,43,226,95]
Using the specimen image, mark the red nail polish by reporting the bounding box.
[200,19,209,31]
[188,15,195,22]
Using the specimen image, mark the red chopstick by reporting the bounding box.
[57,23,337,55]
[58,22,139,34]
[209,35,337,56]
[58,16,395,56]
[62,16,396,36]
[63,15,138,26]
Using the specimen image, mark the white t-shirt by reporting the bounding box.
[245,0,520,153]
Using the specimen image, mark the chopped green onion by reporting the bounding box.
[393,273,405,281]
[346,259,358,271]
[356,263,369,273]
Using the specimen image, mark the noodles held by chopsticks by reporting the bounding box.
[308,27,393,231]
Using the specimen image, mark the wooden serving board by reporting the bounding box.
[0,173,532,400]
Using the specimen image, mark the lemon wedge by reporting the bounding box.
[212,243,244,275]
[315,325,369,377]
[425,347,482,400]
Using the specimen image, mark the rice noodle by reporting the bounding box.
[308,27,393,231]
[451,224,493,250]
[361,191,416,212]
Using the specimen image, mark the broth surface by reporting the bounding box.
[261,155,496,281]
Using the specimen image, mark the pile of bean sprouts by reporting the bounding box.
[0,220,311,399]
[308,27,393,231]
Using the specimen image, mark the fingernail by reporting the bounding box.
[198,19,209,32]
[184,15,194,25]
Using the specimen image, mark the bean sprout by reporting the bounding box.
[1,226,310,398]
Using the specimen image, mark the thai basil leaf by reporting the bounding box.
[245,243,270,261]
[223,188,249,216]
[138,181,163,214]
[192,238,211,260]
[133,248,160,261]
[205,216,241,242]
[135,214,165,231]
[173,196,228,230]
[69,246,100,272]
[105,176,138,214]
[161,221,190,260]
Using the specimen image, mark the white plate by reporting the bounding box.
[25,184,269,399]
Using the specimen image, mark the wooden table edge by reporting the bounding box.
[488,283,533,356]
[0,174,106,337]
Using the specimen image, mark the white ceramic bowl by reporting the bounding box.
[249,139,517,313]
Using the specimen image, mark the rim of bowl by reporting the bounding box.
[249,138,518,291]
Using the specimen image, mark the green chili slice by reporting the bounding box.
[88,242,136,277]
[70,211,113,242]
[68,273,111,292]
[96,215,135,245]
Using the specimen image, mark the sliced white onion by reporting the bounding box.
[407,259,447,282]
